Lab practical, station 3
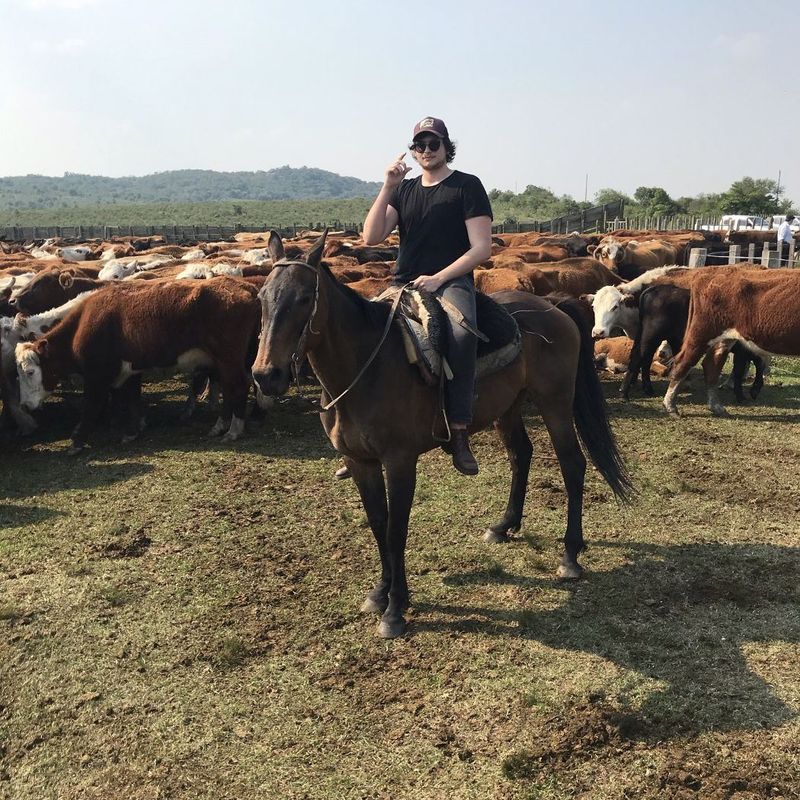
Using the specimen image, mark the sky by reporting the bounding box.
[2,0,798,205]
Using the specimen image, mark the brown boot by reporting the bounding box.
[449,429,479,476]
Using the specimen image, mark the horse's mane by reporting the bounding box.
[321,264,391,328]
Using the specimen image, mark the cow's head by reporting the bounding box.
[589,285,638,339]
[16,340,52,411]
[594,242,626,271]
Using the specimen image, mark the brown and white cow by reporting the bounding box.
[663,267,800,416]
[16,277,261,451]
[590,238,677,279]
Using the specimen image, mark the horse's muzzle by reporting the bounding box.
[252,365,290,397]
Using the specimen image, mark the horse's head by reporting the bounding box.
[252,229,328,396]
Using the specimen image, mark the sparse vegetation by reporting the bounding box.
[1,365,799,798]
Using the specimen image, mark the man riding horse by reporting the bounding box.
[363,116,493,475]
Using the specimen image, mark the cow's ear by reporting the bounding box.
[38,338,49,355]
[580,293,595,304]
[13,312,27,328]
[267,230,285,264]
[587,245,597,255]
[305,228,328,269]
[622,293,637,307]
[59,272,74,288]
[614,248,625,263]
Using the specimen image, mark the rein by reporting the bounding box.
[269,260,407,411]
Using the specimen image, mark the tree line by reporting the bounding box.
[491,177,795,224]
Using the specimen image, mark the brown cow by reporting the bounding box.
[590,238,677,278]
[521,258,623,296]
[474,268,535,295]
[593,336,669,377]
[347,276,393,299]
[16,277,261,451]
[663,267,800,416]
[10,269,105,314]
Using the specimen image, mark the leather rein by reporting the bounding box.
[267,260,406,412]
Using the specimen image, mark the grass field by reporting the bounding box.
[2,362,800,799]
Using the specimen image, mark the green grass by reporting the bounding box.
[1,366,800,799]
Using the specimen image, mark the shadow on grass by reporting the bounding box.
[0,458,156,500]
[1,387,336,462]
[0,502,66,529]
[597,377,800,419]
[426,540,800,739]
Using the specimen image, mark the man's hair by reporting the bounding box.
[410,136,457,164]
[787,213,795,221]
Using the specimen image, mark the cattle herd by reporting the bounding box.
[0,224,799,452]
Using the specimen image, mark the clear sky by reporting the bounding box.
[2,0,797,205]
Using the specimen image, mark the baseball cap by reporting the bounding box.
[412,116,448,139]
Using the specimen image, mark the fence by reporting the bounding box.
[0,221,364,243]
[688,240,797,268]
[492,209,730,236]
[492,201,626,235]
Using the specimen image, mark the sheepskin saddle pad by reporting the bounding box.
[374,285,521,386]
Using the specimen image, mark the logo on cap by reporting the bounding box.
[419,117,435,129]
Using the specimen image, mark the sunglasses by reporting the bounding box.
[410,138,442,153]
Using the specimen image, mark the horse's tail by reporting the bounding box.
[557,299,636,503]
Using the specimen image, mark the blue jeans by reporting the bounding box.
[436,276,477,425]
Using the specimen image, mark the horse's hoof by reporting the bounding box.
[710,405,729,418]
[360,595,386,615]
[335,465,351,480]
[377,617,406,639]
[557,562,583,580]
[483,528,511,544]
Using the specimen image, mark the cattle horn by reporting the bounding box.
[305,228,328,269]
[267,230,285,264]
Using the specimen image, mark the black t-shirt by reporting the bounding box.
[388,170,493,282]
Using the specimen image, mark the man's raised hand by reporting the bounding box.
[384,153,411,189]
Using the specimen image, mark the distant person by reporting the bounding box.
[362,117,493,475]
[778,214,795,266]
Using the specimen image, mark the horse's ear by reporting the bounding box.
[305,229,328,269]
[267,230,285,263]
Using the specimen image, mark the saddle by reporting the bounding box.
[375,285,521,386]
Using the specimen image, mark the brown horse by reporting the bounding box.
[252,231,633,638]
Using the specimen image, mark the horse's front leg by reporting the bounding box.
[347,458,389,614]
[378,456,418,639]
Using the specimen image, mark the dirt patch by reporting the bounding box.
[502,694,639,779]
[93,525,152,558]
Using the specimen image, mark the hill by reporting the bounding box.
[0,167,382,210]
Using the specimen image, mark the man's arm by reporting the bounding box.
[363,152,408,245]
[410,216,492,290]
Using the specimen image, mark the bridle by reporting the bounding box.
[266,260,321,384]
[264,259,405,412]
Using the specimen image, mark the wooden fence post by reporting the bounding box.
[789,240,796,267]
[728,245,741,264]
[688,248,707,267]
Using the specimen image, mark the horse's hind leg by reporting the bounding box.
[348,459,390,615]
[538,404,587,580]
[485,407,532,543]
